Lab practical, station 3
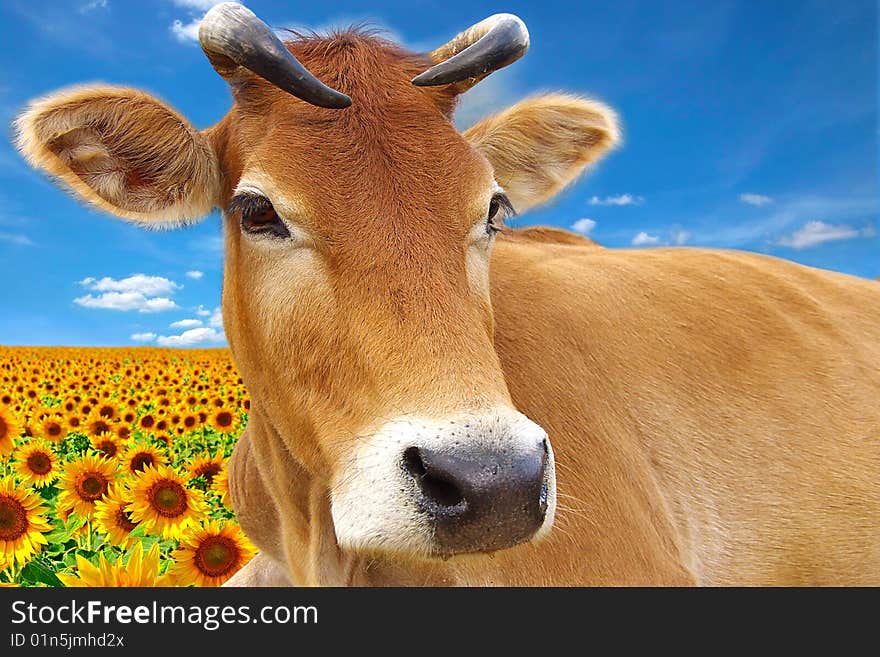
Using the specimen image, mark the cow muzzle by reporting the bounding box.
[330,411,557,558]
[402,440,549,554]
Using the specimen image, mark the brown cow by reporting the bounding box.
[15,3,880,586]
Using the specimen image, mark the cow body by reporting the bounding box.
[228,228,880,586]
[15,5,879,586]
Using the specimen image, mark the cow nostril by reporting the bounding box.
[421,473,464,508]
[402,446,427,477]
[402,447,464,509]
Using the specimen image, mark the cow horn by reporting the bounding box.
[198,2,351,109]
[411,14,529,90]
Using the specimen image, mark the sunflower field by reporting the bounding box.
[0,346,257,587]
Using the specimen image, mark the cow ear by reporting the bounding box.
[463,94,619,213]
[14,85,221,227]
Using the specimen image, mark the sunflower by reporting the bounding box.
[94,485,139,549]
[58,541,169,587]
[169,521,256,587]
[56,453,117,519]
[210,408,236,433]
[65,413,82,433]
[0,407,21,455]
[126,465,206,539]
[180,410,200,432]
[13,441,59,488]
[85,411,113,437]
[137,413,156,431]
[211,466,230,507]
[0,476,51,567]
[96,403,118,421]
[39,414,66,444]
[187,453,226,487]
[90,433,123,460]
[122,444,167,475]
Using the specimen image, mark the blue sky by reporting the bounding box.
[1,0,876,347]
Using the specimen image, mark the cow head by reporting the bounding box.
[15,3,618,559]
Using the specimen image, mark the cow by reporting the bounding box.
[14,2,880,586]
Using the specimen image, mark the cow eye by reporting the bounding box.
[486,193,514,235]
[229,193,291,239]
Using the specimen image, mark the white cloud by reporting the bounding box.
[157,327,226,347]
[170,318,203,329]
[589,194,644,207]
[186,270,204,280]
[672,229,691,245]
[130,332,157,342]
[75,274,181,312]
[169,1,224,44]
[0,232,34,246]
[171,0,218,8]
[684,195,876,249]
[74,292,178,313]
[208,307,223,328]
[190,305,223,326]
[570,218,597,236]
[79,0,108,12]
[171,18,201,43]
[632,231,660,246]
[80,274,180,297]
[739,193,774,206]
[776,221,874,250]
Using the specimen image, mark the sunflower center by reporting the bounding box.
[97,440,117,457]
[140,416,155,428]
[26,452,53,475]
[47,423,62,437]
[194,536,240,577]
[147,480,188,517]
[215,412,233,428]
[76,473,108,501]
[130,453,154,473]
[184,417,196,428]
[0,494,28,541]
[194,463,221,484]
[114,508,138,532]
[0,416,8,439]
